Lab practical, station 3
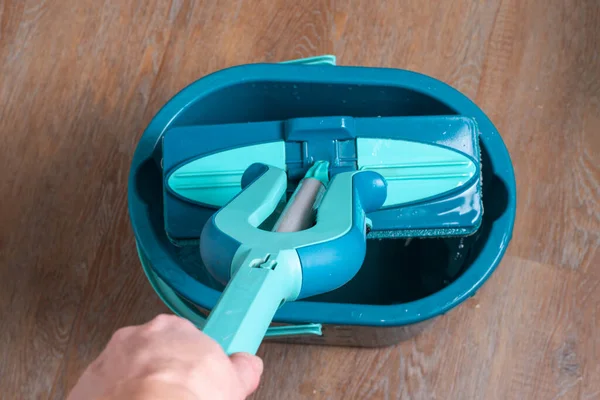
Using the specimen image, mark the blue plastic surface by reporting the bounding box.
[285,116,357,178]
[297,170,386,298]
[203,164,386,299]
[128,61,516,329]
[162,115,481,241]
[200,163,384,353]
[201,244,303,355]
[167,141,285,208]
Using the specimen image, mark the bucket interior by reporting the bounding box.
[135,80,509,306]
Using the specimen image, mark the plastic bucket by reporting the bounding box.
[128,58,516,347]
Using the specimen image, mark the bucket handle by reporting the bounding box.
[138,244,323,339]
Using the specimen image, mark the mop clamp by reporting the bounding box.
[200,162,386,354]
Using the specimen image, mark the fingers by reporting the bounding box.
[229,353,263,396]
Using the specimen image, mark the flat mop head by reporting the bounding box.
[161,115,482,242]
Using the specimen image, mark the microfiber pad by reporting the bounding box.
[356,115,483,239]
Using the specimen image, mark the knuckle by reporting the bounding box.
[147,313,173,329]
[140,314,182,336]
[110,326,132,342]
[176,316,198,331]
[155,313,180,325]
[201,342,229,364]
[89,356,106,373]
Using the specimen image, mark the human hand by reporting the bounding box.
[67,314,263,400]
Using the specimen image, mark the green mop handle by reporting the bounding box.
[201,250,301,355]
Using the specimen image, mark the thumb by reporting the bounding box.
[229,353,263,396]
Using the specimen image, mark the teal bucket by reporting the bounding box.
[128,57,516,347]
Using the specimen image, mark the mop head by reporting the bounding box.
[161,115,483,244]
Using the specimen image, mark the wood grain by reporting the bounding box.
[253,256,599,399]
[1,0,598,399]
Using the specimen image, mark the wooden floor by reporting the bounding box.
[1,1,598,399]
